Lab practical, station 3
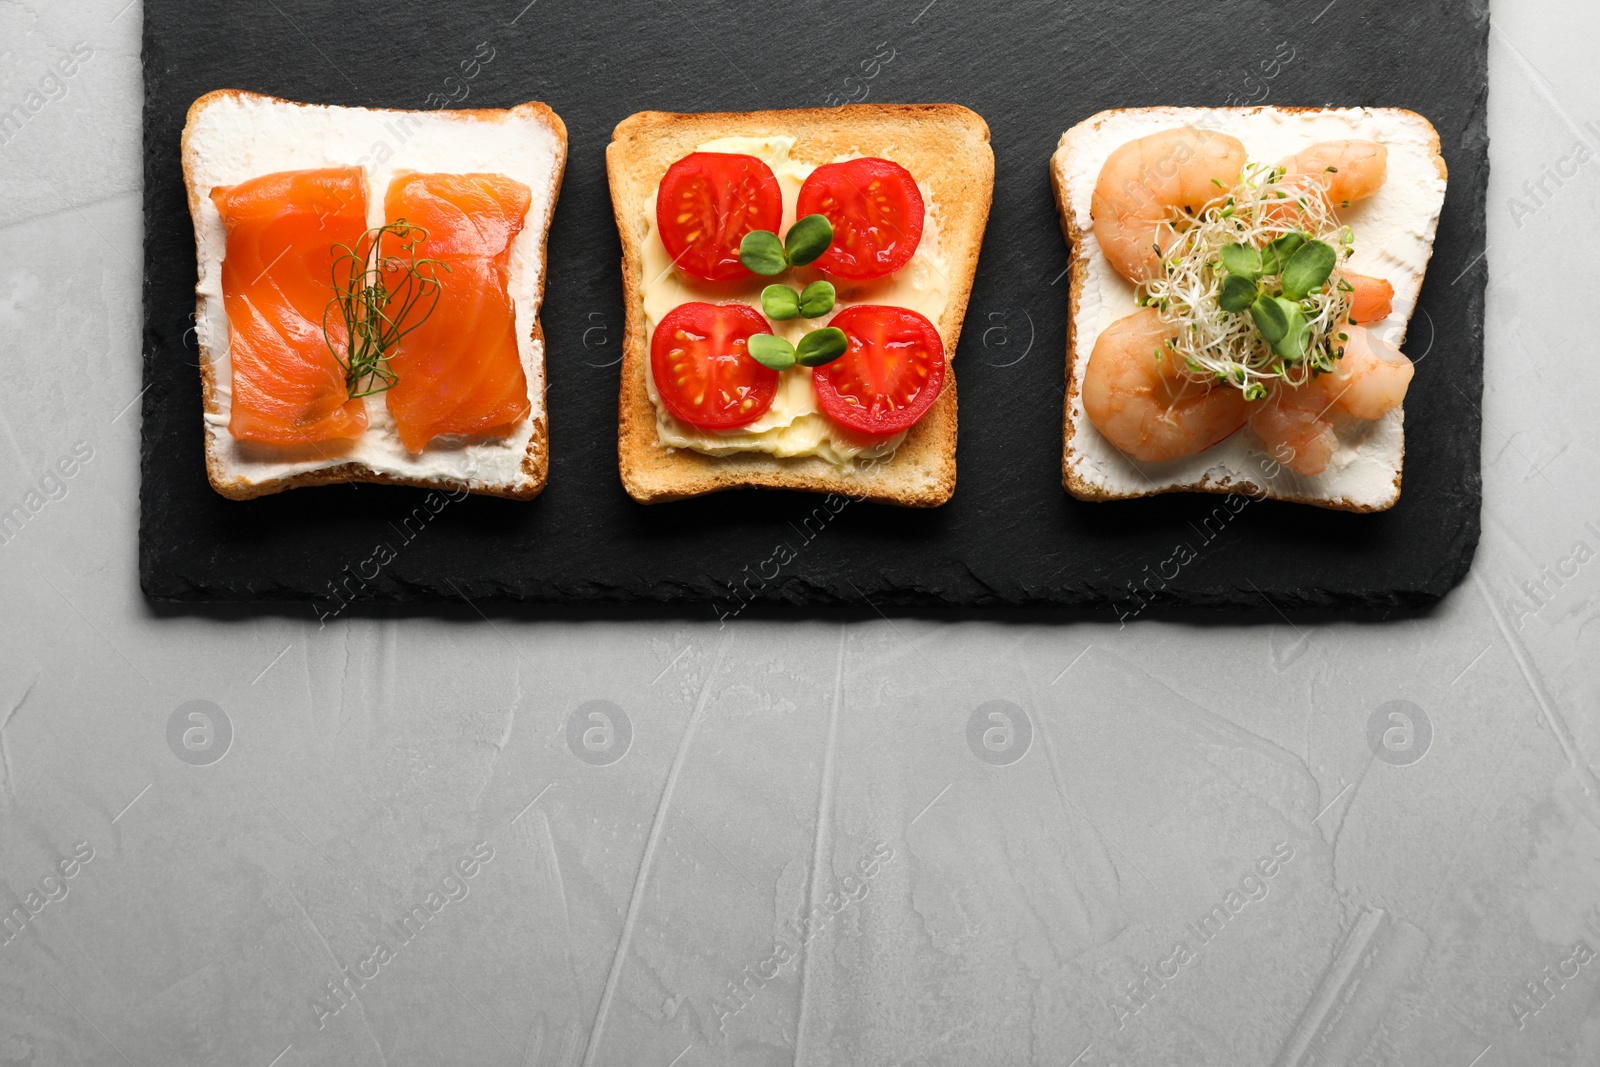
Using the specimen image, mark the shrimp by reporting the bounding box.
[1322,324,1414,420]
[1281,140,1387,208]
[1248,382,1340,476]
[1248,325,1414,474]
[1341,270,1394,323]
[1083,308,1248,462]
[1092,127,1247,284]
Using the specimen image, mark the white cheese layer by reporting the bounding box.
[641,135,951,465]
[1056,107,1447,509]
[186,94,562,491]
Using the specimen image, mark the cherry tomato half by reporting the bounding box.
[796,157,925,280]
[813,305,945,436]
[650,302,778,430]
[655,153,783,282]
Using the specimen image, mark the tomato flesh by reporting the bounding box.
[813,305,944,435]
[656,153,783,282]
[796,157,925,280]
[651,302,778,430]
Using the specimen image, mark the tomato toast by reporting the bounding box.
[607,105,994,507]
[182,90,567,500]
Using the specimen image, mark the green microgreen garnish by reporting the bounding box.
[1137,161,1358,396]
[761,280,837,322]
[1280,239,1337,300]
[323,220,448,399]
[1217,272,1259,313]
[1219,243,1262,277]
[785,214,833,265]
[796,327,848,367]
[1250,295,1311,362]
[746,327,848,372]
[1259,232,1306,276]
[799,280,836,318]
[762,284,802,320]
[748,332,798,371]
[739,230,788,275]
[739,214,834,275]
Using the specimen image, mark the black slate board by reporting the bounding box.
[139,0,1487,616]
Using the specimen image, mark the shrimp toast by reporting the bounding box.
[182,90,567,500]
[607,105,994,507]
[1052,107,1447,513]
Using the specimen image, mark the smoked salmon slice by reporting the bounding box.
[211,168,369,444]
[383,172,532,454]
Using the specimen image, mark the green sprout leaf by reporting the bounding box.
[1272,316,1309,362]
[761,284,801,321]
[1219,243,1263,278]
[1260,231,1308,276]
[798,280,836,318]
[795,327,848,367]
[1249,294,1290,344]
[784,214,834,267]
[1251,296,1309,361]
[1280,239,1338,301]
[739,230,787,276]
[1218,273,1259,313]
[747,332,797,371]
[1242,382,1268,402]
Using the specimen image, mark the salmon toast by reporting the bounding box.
[383,173,533,454]
[211,168,369,444]
[181,90,567,500]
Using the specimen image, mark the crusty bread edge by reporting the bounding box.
[1052,106,1448,513]
[180,89,568,501]
[606,104,994,508]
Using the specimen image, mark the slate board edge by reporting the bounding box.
[136,2,1488,613]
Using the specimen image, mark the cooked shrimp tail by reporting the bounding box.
[1324,325,1413,420]
[1249,388,1339,475]
[1083,308,1247,462]
[1281,140,1388,208]
[1341,271,1395,324]
[1091,127,1248,284]
[1247,325,1413,474]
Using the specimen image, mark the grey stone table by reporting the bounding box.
[2,2,1598,1065]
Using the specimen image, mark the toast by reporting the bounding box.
[1053,106,1448,512]
[181,89,567,500]
[606,105,994,507]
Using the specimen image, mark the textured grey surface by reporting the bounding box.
[4,2,1600,1066]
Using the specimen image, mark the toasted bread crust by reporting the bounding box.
[1053,106,1447,513]
[606,104,994,507]
[181,89,566,500]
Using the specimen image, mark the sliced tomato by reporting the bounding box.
[813,305,945,435]
[796,157,925,279]
[656,153,783,282]
[651,302,778,430]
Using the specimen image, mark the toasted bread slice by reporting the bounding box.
[607,104,994,507]
[1053,106,1447,512]
[181,89,567,500]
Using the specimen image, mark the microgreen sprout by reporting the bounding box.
[1138,162,1355,395]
